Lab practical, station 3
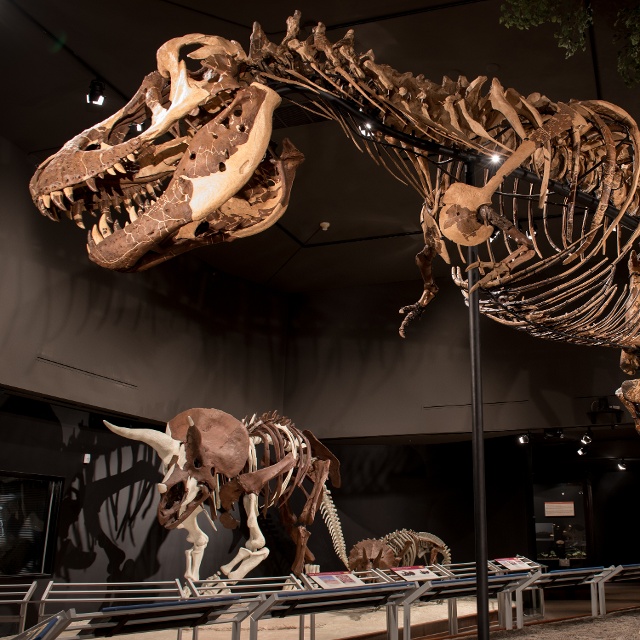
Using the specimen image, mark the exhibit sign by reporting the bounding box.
[544,501,575,517]
[391,566,440,581]
[309,571,366,589]
[494,557,532,571]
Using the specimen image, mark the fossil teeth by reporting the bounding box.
[126,205,138,222]
[114,162,126,174]
[91,224,104,245]
[51,191,66,210]
[63,186,75,202]
[99,213,112,238]
[127,154,136,162]
[41,193,51,208]
[86,177,98,192]
[113,220,122,231]
[72,203,85,229]
[106,167,117,176]
[146,183,155,195]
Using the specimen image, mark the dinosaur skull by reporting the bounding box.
[104,407,250,529]
[29,34,304,272]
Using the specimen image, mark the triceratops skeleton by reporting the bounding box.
[30,13,640,430]
[104,408,342,580]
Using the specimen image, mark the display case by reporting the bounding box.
[533,482,589,567]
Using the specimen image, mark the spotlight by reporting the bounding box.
[490,154,501,164]
[87,79,105,106]
[525,223,538,240]
[358,122,375,138]
[580,432,592,445]
[618,459,627,471]
[517,434,529,444]
[577,447,587,456]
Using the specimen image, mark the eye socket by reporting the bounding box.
[193,458,202,469]
[85,143,100,151]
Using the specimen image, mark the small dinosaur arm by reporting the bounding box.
[30,13,640,429]
[103,408,342,580]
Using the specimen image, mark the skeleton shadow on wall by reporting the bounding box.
[56,426,169,582]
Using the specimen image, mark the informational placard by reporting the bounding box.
[544,501,575,517]
[494,557,532,571]
[391,566,440,581]
[308,571,366,589]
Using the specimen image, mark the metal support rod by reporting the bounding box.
[466,162,490,640]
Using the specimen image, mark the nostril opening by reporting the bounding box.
[218,162,226,172]
[233,108,242,117]
[194,458,202,469]
[190,153,196,160]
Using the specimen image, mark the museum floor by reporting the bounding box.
[64,583,638,640]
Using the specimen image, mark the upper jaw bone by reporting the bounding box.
[87,83,281,271]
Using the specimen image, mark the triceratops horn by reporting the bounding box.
[103,420,178,463]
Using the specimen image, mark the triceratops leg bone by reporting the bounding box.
[218,493,269,580]
[177,509,209,581]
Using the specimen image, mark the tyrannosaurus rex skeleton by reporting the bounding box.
[29,12,640,429]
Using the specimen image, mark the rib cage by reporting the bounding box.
[243,411,313,512]
[246,12,640,350]
[382,529,452,567]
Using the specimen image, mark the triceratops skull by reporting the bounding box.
[29,34,304,272]
[105,407,250,529]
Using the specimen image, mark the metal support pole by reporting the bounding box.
[466,161,490,640]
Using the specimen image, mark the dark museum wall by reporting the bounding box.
[0,137,290,424]
[0,395,244,582]
[283,280,624,438]
[1,134,639,584]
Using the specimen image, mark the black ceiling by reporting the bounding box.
[3,0,637,291]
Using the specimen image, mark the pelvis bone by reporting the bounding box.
[29,35,304,272]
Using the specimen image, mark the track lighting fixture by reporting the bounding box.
[544,428,564,439]
[517,433,529,444]
[618,459,627,471]
[580,432,592,445]
[577,447,587,456]
[87,79,105,106]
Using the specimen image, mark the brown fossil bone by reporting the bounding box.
[31,13,640,432]
[104,408,343,580]
[30,36,304,272]
[348,529,451,571]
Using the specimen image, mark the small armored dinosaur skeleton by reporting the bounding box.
[29,13,640,430]
[104,408,343,580]
[348,529,451,571]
